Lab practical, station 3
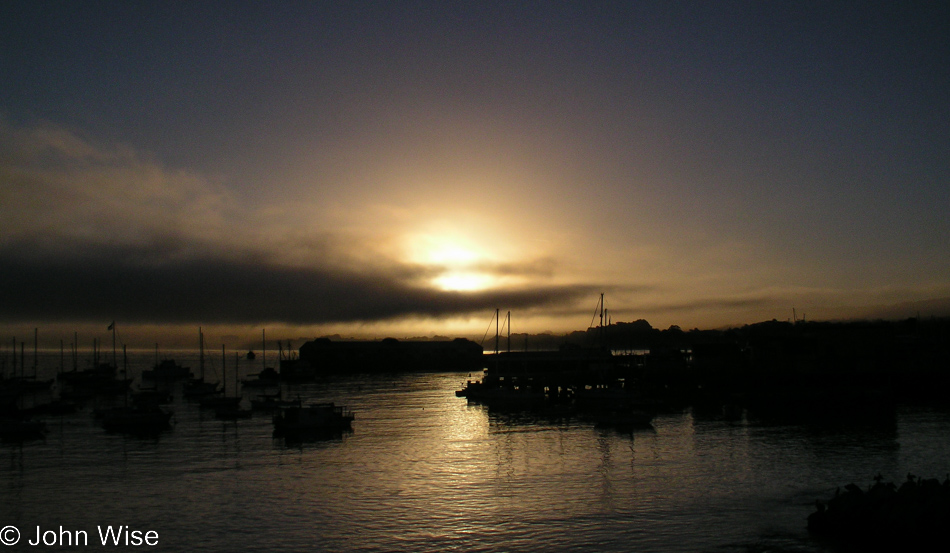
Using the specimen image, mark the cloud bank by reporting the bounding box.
[0,119,595,326]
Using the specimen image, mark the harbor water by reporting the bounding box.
[2,351,949,552]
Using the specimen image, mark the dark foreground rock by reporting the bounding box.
[808,474,950,548]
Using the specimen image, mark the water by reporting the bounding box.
[3,351,949,552]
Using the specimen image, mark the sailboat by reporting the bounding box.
[61,324,134,400]
[1,332,54,421]
[212,348,251,419]
[273,402,354,438]
[3,330,54,393]
[142,344,193,380]
[198,344,240,409]
[242,330,280,388]
[249,330,297,410]
[184,328,219,398]
[98,345,173,435]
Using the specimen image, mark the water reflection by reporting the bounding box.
[3,360,950,552]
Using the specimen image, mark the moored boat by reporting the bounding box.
[273,402,354,435]
[142,358,193,380]
[185,328,218,397]
[242,367,280,388]
[203,346,248,418]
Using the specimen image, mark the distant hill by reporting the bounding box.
[857,297,950,321]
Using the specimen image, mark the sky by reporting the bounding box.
[1,0,948,346]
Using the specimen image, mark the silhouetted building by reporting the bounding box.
[298,337,483,372]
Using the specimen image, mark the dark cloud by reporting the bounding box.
[477,258,558,278]
[0,242,597,325]
[0,119,600,329]
[650,297,775,313]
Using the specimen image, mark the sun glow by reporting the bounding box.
[425,243,480,265]
[433,272,494,291]
[404,229,499,292]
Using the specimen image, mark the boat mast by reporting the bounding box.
[599,293,604,328]
[494,308,499,356]
[123,345,128,407]
[199,327,205,380]
[506,311,511,354]
[221,344,226,397]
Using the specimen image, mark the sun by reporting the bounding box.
[433,271,494,291]
[403,231,498,291]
